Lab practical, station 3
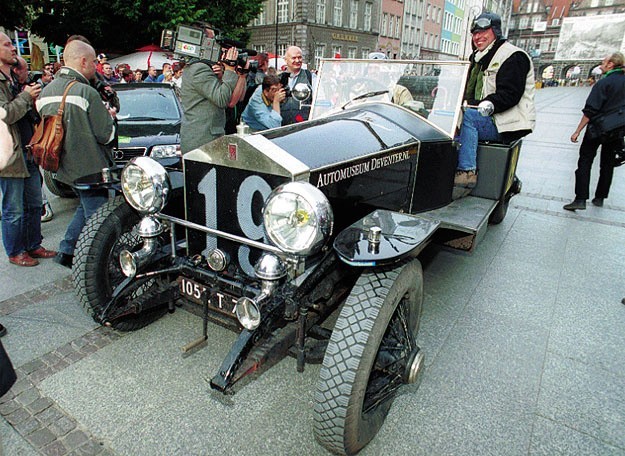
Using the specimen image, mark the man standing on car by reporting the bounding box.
[180,46,248,153]
[563,52,625,211]
[454,12,535,198]
[280,46,315,126]
[0,33,57,267]
[37,39,117,268]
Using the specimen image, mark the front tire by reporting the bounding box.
[43,170,77,198]
[72,196,167,331]
[314,259,423,455]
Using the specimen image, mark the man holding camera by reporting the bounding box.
[180,46,248,153]
[280,46,314,126]
[241,74,286,132]
[37,39,117,268]
[0,34,56,267]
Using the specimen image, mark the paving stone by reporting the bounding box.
[70,440,107,456]
[21,358,46,374]
[10,376,35,395]
[62,429,89,450]
[79,344,98,355]
[14,416,42,436]
[70,338,89,349]
[41,440,69,456]
[26,397,53,415]
[56,345,76,358]
[5,406,32,425]
[26,427,56,448]
[65,351,85,363]
[36,405,66,425]
[30,367,54,384]
[49,415,77,437]
[52,359,70,373]
[41,352,63,367]
[0,399,20,415]
[15,387,41,406]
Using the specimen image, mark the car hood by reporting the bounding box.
[117,121,180,147]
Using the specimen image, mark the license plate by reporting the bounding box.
[177,277,238,316]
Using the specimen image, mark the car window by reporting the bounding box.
[116,87,180,121]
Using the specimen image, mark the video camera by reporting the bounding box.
[161,24,258,73]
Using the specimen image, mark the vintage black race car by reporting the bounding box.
[73,59,522,455]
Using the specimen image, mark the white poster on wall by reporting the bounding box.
[555,13,625,61]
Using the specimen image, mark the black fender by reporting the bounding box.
[333,209,439,267]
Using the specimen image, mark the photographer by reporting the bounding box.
[180,46,248,153]
[280,46,315,125]
[37,39,116,268]
[0,42,56,268]
[241,74,285,132]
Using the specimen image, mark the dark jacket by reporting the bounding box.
[583,68,625,122]
[36,67,116,185]
[0,69,36,177]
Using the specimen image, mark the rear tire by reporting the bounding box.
[73,196,167,331]
[314,259,423,455]
[43,170,77,198]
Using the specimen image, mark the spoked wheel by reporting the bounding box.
[314,258,424,455]
[73,196,167,331]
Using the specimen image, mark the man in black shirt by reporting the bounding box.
[564,52,625,210]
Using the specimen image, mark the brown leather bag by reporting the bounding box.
[28,80,78,172]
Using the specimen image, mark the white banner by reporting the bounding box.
[555,14,625,61]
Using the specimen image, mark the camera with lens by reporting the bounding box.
[280,72,292,98]
[165,23,258,74]
[94,80,116,102]
[93,79,120,112]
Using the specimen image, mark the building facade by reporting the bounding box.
[248,0,381,69]
[377,0,405,58]
[507,0,625,82]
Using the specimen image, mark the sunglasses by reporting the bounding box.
[471,17,492,33]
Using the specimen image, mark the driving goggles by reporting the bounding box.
[471,17,493,33]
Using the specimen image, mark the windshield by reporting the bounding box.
[115,87,181,121]
[311,59,470,138]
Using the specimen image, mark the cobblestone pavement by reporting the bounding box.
[1,277,119,456]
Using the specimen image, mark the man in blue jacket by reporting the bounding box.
[564,52,625,210]
[241,74,286,132]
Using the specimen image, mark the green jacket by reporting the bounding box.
[36,67,115,185]
[0,69,36,178]
[180,62,239,153]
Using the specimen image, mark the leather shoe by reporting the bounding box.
[591,198,604,207]
[563,199,586,211]
[0,323,6,337]
[28,247,57,258]
[9,252,39,267]
[54,253,74,269]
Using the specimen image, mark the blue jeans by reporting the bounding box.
[457,109,502,171]
[0,155,43,257]
[59,189,108,256]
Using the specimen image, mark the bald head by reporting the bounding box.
[63,40,97,80]
[11,56,29,84]
[284,46,303,74]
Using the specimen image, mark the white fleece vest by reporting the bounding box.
[481,42,536,133]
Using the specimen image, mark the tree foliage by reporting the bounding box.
[0,0,263,53]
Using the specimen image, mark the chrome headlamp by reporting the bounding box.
[121,157,170,214]
[263,182,333,256]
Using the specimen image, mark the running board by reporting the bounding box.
[416,196,498,252]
